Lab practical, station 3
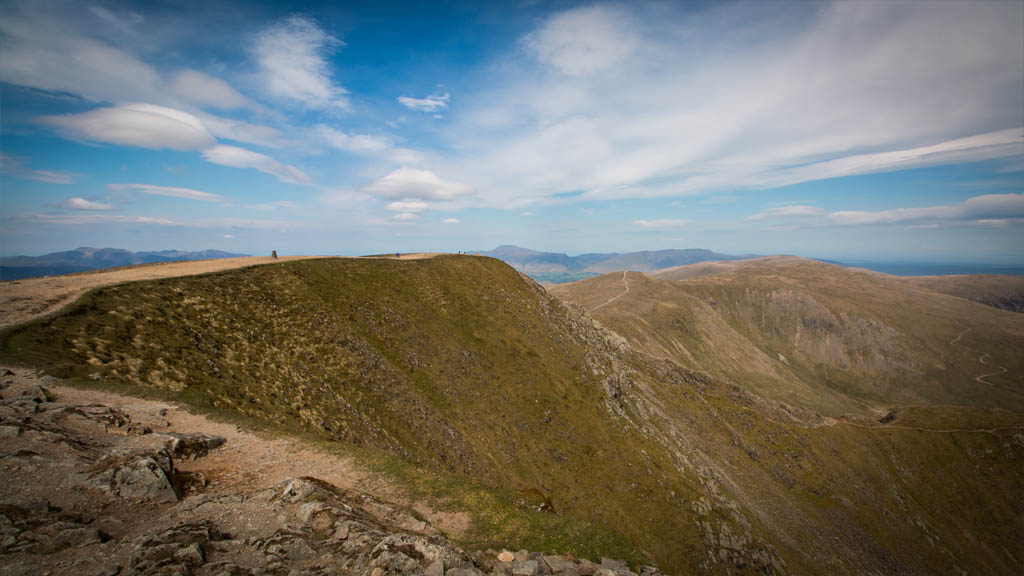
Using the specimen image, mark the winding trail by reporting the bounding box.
[948,326,1010,385]
[589,271,631,312]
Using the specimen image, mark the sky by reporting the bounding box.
[0,0,1022,262]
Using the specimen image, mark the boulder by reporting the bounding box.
[544,556,579,576]
[88,448,178,503]
[130,521,219,575]
[163,433,226,461]
[513,560,539,576]
[577,560,599,576]
[600,559,628,572]
[21,385,53,404]
[426,559,445,576]
[497,551,516,563]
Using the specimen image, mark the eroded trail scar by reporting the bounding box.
[949,326,1010,386]
[590,271,631,312]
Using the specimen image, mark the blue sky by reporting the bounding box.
[1,0,1022,261]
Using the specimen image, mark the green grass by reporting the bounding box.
[3,255,1023,575]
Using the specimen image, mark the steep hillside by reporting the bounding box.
[2,256,1023,575]
[901,274,1024,313]
[553,258,1024,415]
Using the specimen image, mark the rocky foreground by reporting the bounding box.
[0,368,665,576]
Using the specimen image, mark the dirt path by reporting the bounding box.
[948,326,1010,386]
[0,253,452,330]
[589,271,631,312]
[1,365,470,537]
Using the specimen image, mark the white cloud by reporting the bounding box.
[397,91,450,113]
[200,114,285,149]
[0,4,161,103]
[524,5,638,77]
[445,1,1023,207]
[747,205,825,221]
[441,218,461,224]
[29,213,181,226]
[386,199,429,213]
[248,200,299,210]
[223,234,235,238]
[0,152,75,184]
[520,212,535,217]
[58,197,114,211]
[633,218,691,229]
[317,126,390,153]
[253,16,348,110]
[169,70,251,109]
[388,148,424,164]
[21,212,296,229]
[40,104,215,150]
[829,193,1024,226]
[110,183,228,203]
[88,6,143,30]
[392,212,419,221]
[363,167,472,200]
[758,129,1024,190]
[202,145,310,184]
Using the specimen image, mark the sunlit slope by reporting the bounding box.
[2,255,1023,575]
[553,257,1024,414]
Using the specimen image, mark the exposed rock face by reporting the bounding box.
[87,448,179,503]
[0,371,662,576]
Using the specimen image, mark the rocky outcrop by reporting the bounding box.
[0,372,664,576]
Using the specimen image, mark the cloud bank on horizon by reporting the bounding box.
[0,0,1021,261]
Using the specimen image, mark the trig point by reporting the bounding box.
[271,250,278,259]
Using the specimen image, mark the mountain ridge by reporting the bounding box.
[2,255,1021,575]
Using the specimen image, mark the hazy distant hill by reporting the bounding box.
[477,245,742,283]
[0,247,248,280]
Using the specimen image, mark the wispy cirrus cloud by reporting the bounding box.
[829,193,1024,226]
[0,152,76,184]
[202,145,311,184]
[386,199,429,213]
[108,183,228,203]
[745,193,1024,228]
[446,1,1023,207]
[57,197,114,211]
[254,16,348,110]
[747,205,824,221]
[169,69,252,110]
[633,218,691,229]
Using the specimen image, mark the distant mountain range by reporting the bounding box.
[0,247,248,280]
[476,245,748,283]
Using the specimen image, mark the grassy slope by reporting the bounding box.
[900,274,1024,313]
[2,256,1023,575]
[553,258,1024,415]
